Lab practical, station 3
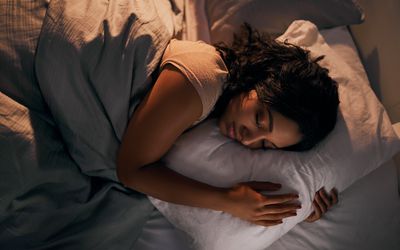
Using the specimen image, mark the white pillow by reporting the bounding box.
[149,21,400,250]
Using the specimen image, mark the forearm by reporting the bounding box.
[117,162,228,211]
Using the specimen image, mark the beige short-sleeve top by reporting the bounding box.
[160,39,228,125]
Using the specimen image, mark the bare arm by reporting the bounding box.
[117,65,299,226]
[117,64,223,209]
[120,161,227,210]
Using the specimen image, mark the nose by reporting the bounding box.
[239,125,265,146]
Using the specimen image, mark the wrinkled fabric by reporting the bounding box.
[1,0,182,248]
[149,21,400,250]
[35,0,176,181]
[0,92,154,249]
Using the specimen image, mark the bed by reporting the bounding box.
[135,19,400,249]
[1,0,399,249]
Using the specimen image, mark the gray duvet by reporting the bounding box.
[0,0,178,248]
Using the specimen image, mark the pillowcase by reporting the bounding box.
[149,20,400,250]
[206,0,364,44]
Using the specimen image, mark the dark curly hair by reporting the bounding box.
[212,24,340,151]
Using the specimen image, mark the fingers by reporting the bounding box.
[330,188,339,205]
[254,203,300,223]
[319,188,332,209]
[304,187,339,223]
[305,211,316,222]
[244,181,282,191]
[256,211,297,221]
[252,209,299,226]
[315,190,327,213]
[317,187,339,210]
[305,200,322,223]
[313,199,323,219]
[262,193,299,205]
[258,203,301,215]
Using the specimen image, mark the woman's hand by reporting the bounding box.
[222,181,301,227]
[305,187,338,223]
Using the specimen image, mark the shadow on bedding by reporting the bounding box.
[0,93,153,249]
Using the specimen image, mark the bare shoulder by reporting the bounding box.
[147,64,203,121]
[117,64,202,172]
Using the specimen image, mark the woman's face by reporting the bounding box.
[218,90,302,149]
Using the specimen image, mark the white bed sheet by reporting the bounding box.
[133,25,400,250]
[268,159,400,250]
[134,159,400,250]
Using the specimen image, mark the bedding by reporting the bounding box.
[1,1,399,249]
[267,159,400,250]
[206,0,364,44]
[181,0,211,42]
[0,91,153,249]
[137,158,400,250]
[0,0,49,115]
[137,40,400,250]
[149,20,400,250]
[34,0,180,181]
[0,0,180,248]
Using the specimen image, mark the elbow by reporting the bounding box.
[116,149,147,188]
[116,158,129,187]
[116,162,129,187]
[116,146,154,188]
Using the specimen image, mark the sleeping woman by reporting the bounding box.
[117,25,339,227]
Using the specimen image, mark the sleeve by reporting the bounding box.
[160,39,228,124]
